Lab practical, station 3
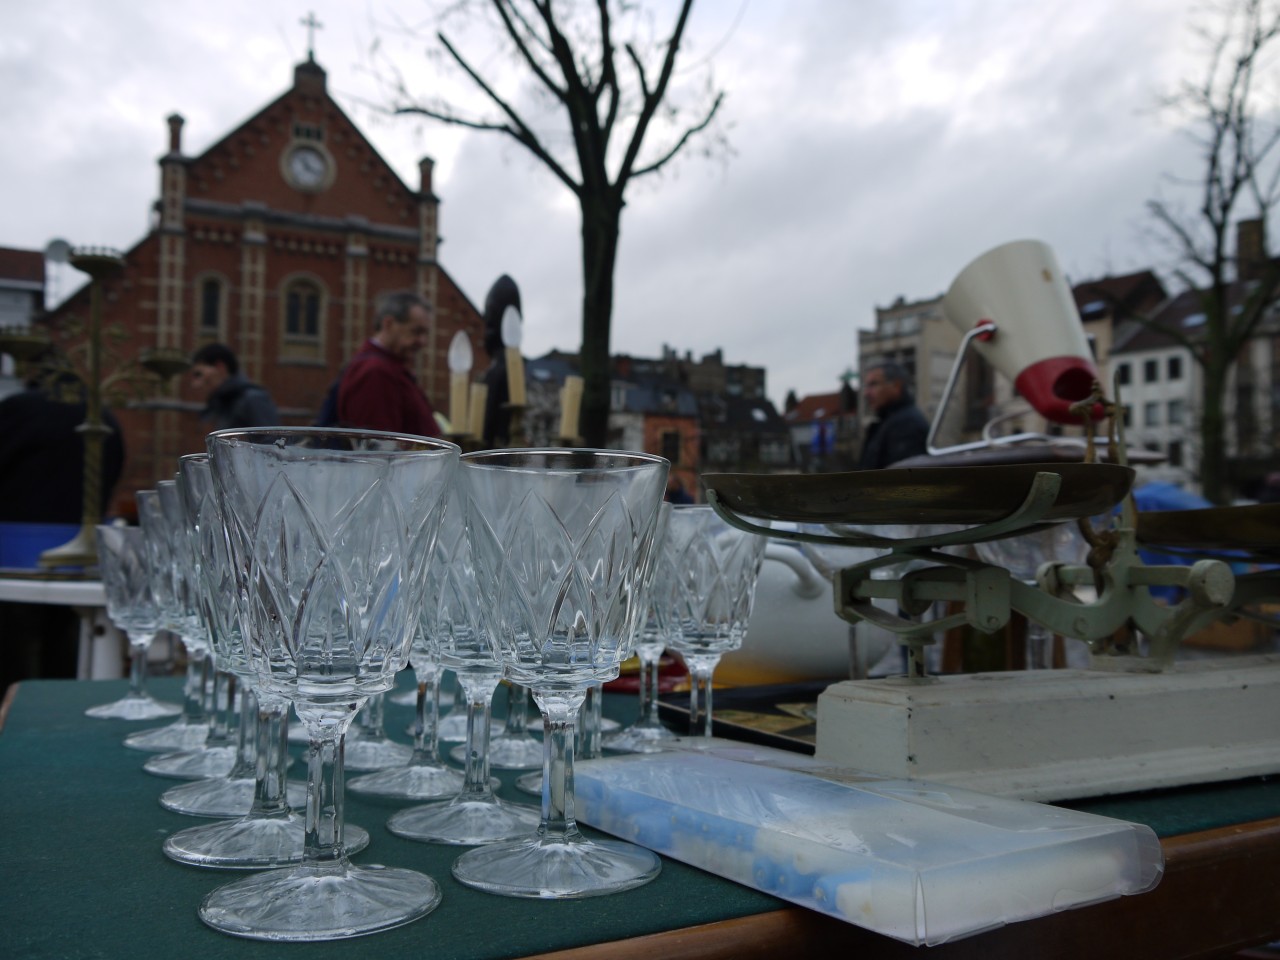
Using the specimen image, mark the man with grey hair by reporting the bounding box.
[336,290,440,437]
[858,360,928,469]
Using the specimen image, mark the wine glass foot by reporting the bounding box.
[452,836,660,899]
[85,695,181,721]
[603,722,680,754]
[436,710,504,742]
[485,733,544,770]
[343,737,414,772]
[163,815,370,870]
[599,716,621,734]
[199,861,440,941]
[346,763,467,801]
[389,686,452,708]
[143,745,237,781]
[387,796,540,845]
[124,719,214,753]
[160,776,308,818]
[514,770,542,797]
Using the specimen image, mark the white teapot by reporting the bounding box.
[718,540,898,685]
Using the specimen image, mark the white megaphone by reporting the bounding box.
[942,239,1101,425]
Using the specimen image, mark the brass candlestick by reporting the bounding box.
[38,248,189,568]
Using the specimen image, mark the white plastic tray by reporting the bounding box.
[576,739,1163,946]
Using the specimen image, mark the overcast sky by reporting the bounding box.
[2,0,1219,409]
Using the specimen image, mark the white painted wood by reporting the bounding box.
[815,654,1280,801]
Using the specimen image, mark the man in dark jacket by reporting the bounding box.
[858,361,929,469]
[190,343,279,429]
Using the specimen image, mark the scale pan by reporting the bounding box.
[702,462,1133,526]
[1136,502,1280,560]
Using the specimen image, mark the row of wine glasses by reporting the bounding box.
[88,430,772,943]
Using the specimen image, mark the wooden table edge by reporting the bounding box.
[519,816,1280,960]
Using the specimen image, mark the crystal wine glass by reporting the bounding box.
[199,428,456,940]
[86,523,181,721]
[605,502,678,753]
[140,480,237,779]
[451,449,667,899]
[484,682,542,769]
[162,453,361,868]
[124,488,211,753]
[344,693,413,771]
[346,626,465,800]
[663,505,768,737]
[387,488,540,844]
[973,521,1092,669]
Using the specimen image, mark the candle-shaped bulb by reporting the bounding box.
[448,330,473,373]
[447,331,472,435]
[501,306,526,406]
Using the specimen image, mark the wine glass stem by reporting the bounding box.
[580,684,603,760]
[251,692,291,817]
[638,650,663,728]
[410,663,443,762]
[303,726,348,866]
[180,647,207,725]
[536,690,585,842]
[505,683,530,735]
[685,655,721,737]
[356,692,384,736]
[209,672,234,745]
[125,633,152,699]
[458,673,498,798]
[226,685,258,779]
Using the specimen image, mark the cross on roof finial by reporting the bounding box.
[300,11,323,61]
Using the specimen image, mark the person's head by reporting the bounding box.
[189,342,238,397]
[862,361,911,415]
[372,291,431,362]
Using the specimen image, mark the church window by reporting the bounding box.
[194,273,228,342]
[279,276,326,362]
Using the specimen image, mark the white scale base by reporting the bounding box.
[815,653,1280,802]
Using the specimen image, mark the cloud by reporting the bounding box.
[1,0,1214,409]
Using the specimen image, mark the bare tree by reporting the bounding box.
[1147,0,1280,502]
[383,1,726,447]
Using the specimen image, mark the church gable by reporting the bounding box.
[183,61,419,227]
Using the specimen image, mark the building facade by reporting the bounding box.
[43,57,483,503]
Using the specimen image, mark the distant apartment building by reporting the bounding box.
[0,246,46,397]
[1111,283,1280,495]
[783,384,859,472]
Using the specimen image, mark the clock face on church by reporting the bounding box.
[283,144,332,191]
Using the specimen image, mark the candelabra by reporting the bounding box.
[23,248,188,568]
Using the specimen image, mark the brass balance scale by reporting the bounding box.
[704,440,1280,801]
[699,241,1280,802]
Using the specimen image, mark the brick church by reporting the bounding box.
[47,55,485,507]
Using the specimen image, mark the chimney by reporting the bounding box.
[1237,218,1267,282]
[419,156,435,196]
[167,113,184,155]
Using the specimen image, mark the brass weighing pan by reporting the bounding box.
[702,462,1134,527]
[1136,502,1280,561]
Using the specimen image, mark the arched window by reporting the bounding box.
[279,276,325,362]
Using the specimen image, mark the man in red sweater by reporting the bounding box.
[337,291,441,438]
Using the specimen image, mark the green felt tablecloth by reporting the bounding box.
[3,677,1279,959]
[0,677,783,960]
